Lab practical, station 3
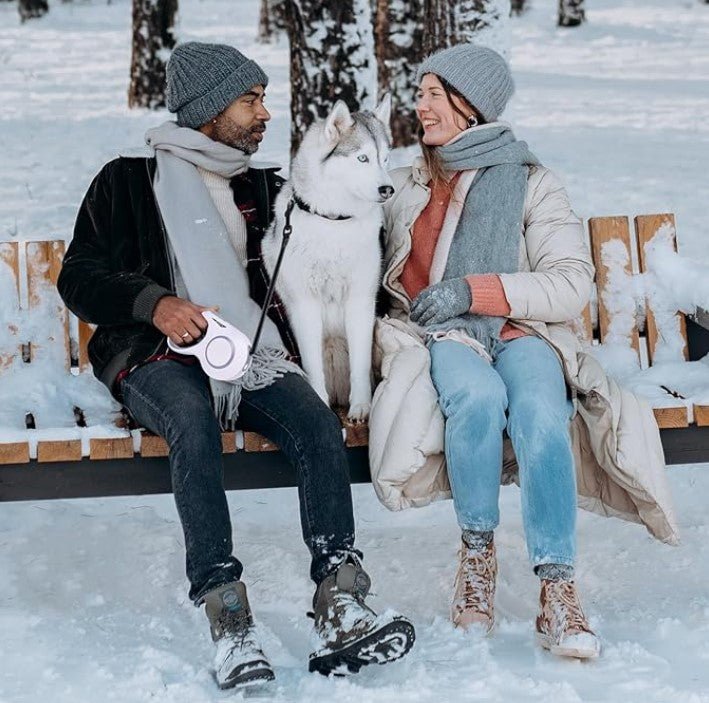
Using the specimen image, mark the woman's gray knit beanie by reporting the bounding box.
[166,42,269,128]
[416,44,514,122]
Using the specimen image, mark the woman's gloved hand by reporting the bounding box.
[410,278,472,326]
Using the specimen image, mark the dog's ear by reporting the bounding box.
[374,93,392,129]
[323,101,354,144]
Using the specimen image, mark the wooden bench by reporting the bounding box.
[1,215,708,501]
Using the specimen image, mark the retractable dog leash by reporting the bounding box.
[167,198,296,381]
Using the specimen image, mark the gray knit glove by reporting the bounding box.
[410,278,472,326]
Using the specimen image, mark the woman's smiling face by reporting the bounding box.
[416,73,476,146]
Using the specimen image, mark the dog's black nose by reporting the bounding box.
[378,185,394,200]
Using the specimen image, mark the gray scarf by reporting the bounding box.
[145,121,301,426]
[427,122,540,354]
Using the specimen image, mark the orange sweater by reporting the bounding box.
[400,175,526,342]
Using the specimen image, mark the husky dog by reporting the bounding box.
[262,96,393,422]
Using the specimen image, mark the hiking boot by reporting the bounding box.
[203,581,275,689]
[451,538,497,634]
[308,557,415,675]
[535,579,600,659]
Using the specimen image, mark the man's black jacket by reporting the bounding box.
[57,156,298,396]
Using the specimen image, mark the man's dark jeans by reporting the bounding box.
[120,361,356,604]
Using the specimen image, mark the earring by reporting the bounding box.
[467,115,479,128]
[212,118,217,124]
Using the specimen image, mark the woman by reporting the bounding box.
[380,44,602,659]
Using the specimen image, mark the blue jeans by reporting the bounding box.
[429,336,577,568]
[120,361,356,603]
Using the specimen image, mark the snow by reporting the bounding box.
[3,475,709,702]
[2,0,709,699]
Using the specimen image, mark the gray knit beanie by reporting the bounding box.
[166,42,269,128]
[416,45,514,122]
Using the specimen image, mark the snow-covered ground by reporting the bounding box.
[2,474,709,703]
[2,0,709,700]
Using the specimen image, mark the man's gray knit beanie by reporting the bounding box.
[416,44,514,122]
[166,42,269,128]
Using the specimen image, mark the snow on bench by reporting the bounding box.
[579,214,709,429]
[0,213,707,471]
[0,239,366,467]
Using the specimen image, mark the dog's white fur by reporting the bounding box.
[262,97,393,421]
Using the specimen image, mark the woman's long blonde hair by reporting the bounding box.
[418,75,485,195]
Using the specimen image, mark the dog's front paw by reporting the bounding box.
[347,402,371,424]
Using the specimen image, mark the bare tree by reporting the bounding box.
[128,0,178,109]
[558,0,585,27]
[18,0,48,22]
[285,0,377,155]
[510,0,528,16]
[258,0,287,44]
[422,0,456,55]
[374,0,425,147]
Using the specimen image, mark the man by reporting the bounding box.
[57,42,414,690]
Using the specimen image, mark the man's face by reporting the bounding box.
[211,85,271,154]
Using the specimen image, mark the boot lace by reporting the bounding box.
[546,580,590,635]
[458,546,495,613]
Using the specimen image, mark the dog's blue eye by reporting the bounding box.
[358,155,369,163]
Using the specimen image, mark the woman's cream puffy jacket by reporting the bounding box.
[369,157,678,545]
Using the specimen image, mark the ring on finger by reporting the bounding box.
[181,331,191,339]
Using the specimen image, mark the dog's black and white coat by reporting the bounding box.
[262,97,393,421]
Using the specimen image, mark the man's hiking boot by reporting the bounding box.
[451,538,497,634]
[535,578,600,659]
[308,557,415,675]
[203,581,275,689]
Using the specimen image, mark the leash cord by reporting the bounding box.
[250,198,295,356]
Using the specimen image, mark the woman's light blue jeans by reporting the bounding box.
[429,336,577,569]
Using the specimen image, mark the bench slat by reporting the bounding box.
[89,437,134,460]
[26,241,71,369]
[653,406,689,429]
[0,241,21,369]
[588,216,641,357]
[695,405,709,427]
[0,442,30,465]
[78,321,94,371]
[634,214,689,363]
[37,439,83,463]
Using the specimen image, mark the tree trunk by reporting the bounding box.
[18,0,48,22]
[258,0,287,44]
[374,0,425,147]
[558,0,585,27]
[285,0,377,155]
[455,0,511,53]
[510,0,527,16]
[422,0,455,55]
[128,0,178,109]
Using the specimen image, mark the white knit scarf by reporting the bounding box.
[145,121,301,426]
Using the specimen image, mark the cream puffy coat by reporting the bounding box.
[370,157,679,545]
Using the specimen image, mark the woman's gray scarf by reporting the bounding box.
[427,122,540,355]
[145,121,301,426]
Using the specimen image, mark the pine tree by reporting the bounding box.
[285,0,377,155]
[128,0,178,109]
[558,0,585,27]
[18,0,48,22]
[374,0,425,147]
[455,0,511,52]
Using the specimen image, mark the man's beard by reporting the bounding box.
[212,117,265,154]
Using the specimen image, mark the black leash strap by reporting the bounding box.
[251,198,295,356]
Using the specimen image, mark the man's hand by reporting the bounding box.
[410,278,472,326]
[152,296,216,346]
